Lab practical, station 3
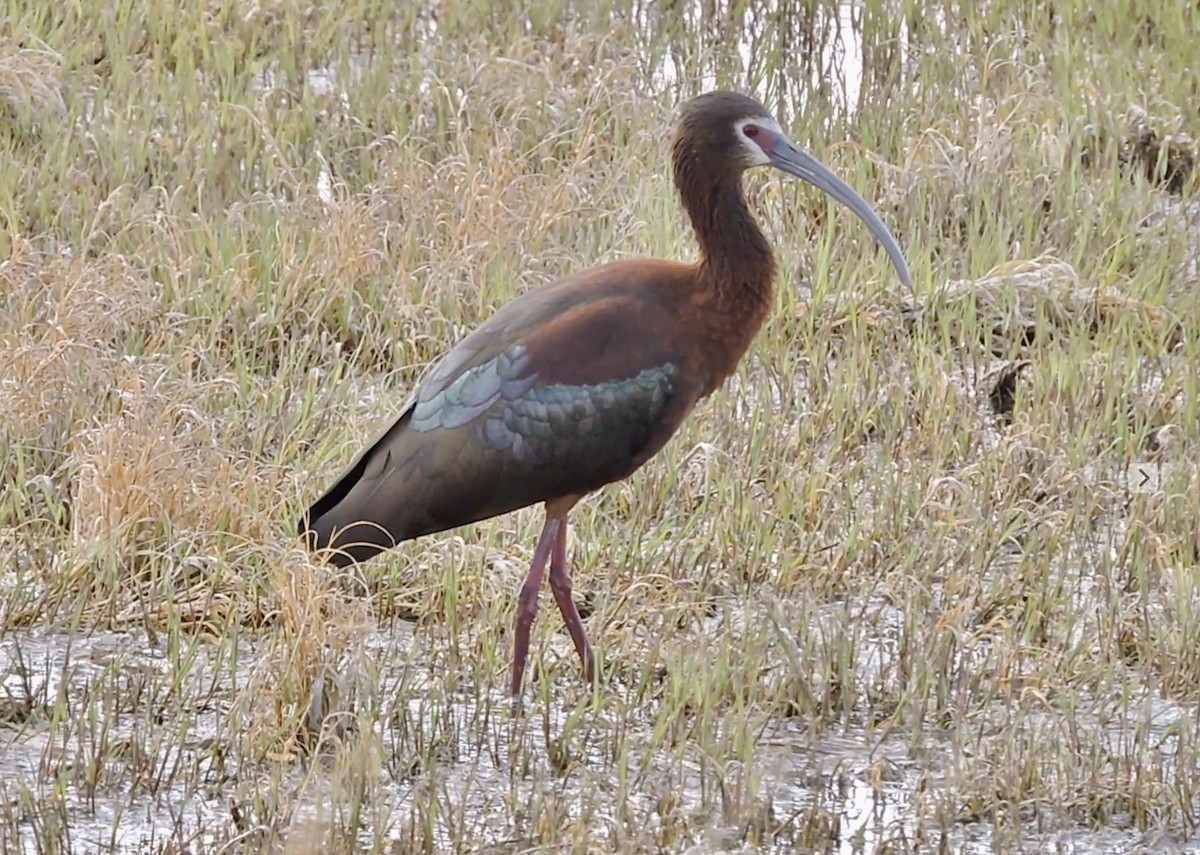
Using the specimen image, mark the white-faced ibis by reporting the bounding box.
[299,91,911,701]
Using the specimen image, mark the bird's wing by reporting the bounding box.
[301,265,699,563]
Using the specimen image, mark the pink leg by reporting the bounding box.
[511,517,560,700]
[547,518,595,684]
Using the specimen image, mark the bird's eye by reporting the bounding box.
[743,124,760,138]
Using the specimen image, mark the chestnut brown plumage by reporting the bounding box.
[298,91,912,701]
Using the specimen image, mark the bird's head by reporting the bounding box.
[674,91,911,287]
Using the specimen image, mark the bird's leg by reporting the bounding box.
[511,517,560,701]
[547,517,595,684]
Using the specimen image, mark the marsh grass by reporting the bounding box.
[1,0,1199,852]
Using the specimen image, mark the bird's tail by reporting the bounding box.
[297,454,402,568]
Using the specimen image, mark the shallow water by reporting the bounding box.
[3,613,1196,854]
[6,0,1200,851]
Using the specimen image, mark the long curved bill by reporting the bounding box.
[765,134,912,288]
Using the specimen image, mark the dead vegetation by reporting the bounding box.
[1121,121,1197,195]
[1,0,1198,853]
[0,37,64,127]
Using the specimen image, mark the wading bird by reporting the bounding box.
[299,91,911,702]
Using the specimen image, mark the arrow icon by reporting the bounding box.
[1127,461,1182,495]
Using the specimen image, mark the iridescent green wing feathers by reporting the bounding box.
[409,340,676,465]
[485,351,675,469]
[301,269,697,560]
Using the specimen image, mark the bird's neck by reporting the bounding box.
[673,169,778,394]
[682,173,777,313]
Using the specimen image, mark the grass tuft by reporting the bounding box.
[2,0,1199,851]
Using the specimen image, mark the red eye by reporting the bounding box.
[743,125,760,138]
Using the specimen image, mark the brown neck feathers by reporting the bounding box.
[672,139,776,306]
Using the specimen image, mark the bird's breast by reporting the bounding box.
[686,292,771,397]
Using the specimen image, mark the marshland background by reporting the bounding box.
[1,0,1199,852]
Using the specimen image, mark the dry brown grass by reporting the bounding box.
[0,37,64,123]
[1,0,1198,852]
